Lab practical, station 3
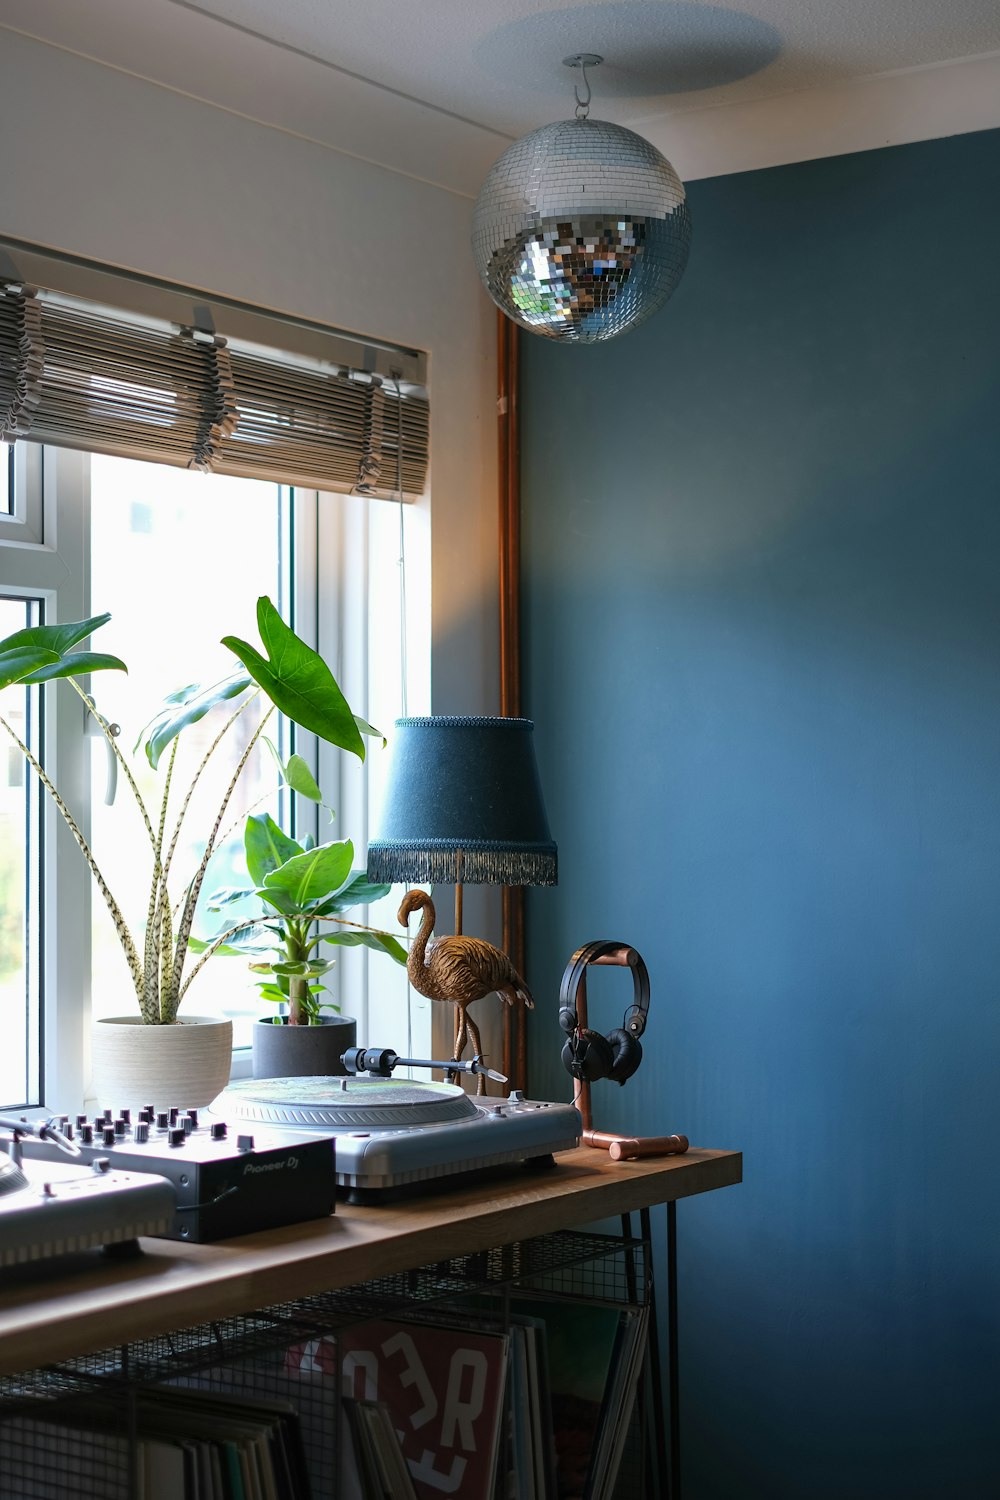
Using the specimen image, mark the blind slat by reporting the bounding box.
[0,285,428,499]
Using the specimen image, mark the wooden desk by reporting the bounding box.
[0,1146,740,1499]
[0,1147,739,1377]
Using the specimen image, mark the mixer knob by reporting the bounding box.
[156,1112,170,1130]
[509,1090,526,1103]
[210,1122,227,1141]
[237,1134,255,1154]
[187,1109,199,1128]
[80,1125,94,1145]
[134,1122,149,1144]
[75,1114,88,1129]
[144,1103,155,1118]
[121,1108,131,1125]
[182,1115,194,1136]
[102,1108,113,1123]
[42,1181,56,1197]
[169,1107,179,1125]
[168,1128,186,1148]
[92,1158,111,1173]
[114,1118,127,1137]
[102,1127,117,1147]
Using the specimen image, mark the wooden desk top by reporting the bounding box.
[0,1146,740,1377]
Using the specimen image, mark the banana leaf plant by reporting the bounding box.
[192,799,407,1026]
[0,596,372,1025]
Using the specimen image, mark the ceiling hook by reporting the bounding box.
[563,54,603,120]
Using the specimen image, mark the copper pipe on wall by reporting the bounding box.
[497,310,527,1091]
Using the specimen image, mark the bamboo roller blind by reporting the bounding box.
[0,282,428,500]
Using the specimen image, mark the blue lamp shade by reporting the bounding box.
[366,716,557,887]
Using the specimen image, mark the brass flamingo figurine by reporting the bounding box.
[398,889,534,1093]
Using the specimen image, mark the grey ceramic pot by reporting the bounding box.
[251,1014,357,1080]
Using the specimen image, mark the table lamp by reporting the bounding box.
[367,716,557,1079]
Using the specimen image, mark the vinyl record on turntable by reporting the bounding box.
[221,1075,481,1131]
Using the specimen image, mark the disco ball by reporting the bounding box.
[472,116,691,343]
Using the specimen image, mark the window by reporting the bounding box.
[0,441,428,1110]
[1,443,13,514]
[0,253,430,1112]
[0,595,41,1109]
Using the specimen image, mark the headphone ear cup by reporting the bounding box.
[561,1027,615,1082]
[606,1029,643,1085]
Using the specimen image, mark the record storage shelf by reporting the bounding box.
[0,1148,743,1500]
[0,1226,654,1500]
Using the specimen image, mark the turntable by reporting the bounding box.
[215,1060,581,1202]
[0,1116,175,1267]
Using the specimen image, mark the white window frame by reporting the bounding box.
[1,446,427,1113]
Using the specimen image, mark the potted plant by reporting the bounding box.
[0,597,371,1107]
[192,781,407,1077]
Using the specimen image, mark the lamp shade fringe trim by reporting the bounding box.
[367,841,557,887]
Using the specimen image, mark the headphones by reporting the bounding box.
[558,940,650,1086]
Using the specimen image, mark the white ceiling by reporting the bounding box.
[3,0,999,193]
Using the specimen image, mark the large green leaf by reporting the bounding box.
[244,813,303,887]
[261,739,326,804]
[256,887,301,916]
[137,669,253,768]
[0,613,112,657]
[354,715,387,749]
[311,872,391,917]
[188,925,272,958]
[204,884,256,911]
[0,614,126,691]
[0,647,59,690]
[321,930,408,964]
[263,839,354,908]
[223,597,365,761]
[22,652,128,684]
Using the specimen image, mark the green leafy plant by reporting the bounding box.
[0,597,371,1025]
[193,794,407,1025]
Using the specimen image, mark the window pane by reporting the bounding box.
[88,456,288,1047]
[0,596,41,1108]
[0,444,11,515]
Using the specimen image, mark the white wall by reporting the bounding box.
[0,29,506,1061]
[0,28,499,721]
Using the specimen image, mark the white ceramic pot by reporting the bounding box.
[91,1015,233,1110]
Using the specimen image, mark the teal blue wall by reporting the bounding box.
[521,129,1000,1498]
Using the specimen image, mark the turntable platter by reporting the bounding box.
[221,1076,481,1131]
[0,1151,29,1196]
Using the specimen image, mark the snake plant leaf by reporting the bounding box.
[21,651,128,684]
[245,812,303,887]
[223,596,365,761]
[263,839,354,907]
[136,669,253,767]
[310,873,391,917]
[321,929,408,963]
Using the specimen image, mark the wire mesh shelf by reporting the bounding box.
[0,1227,655,1500]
